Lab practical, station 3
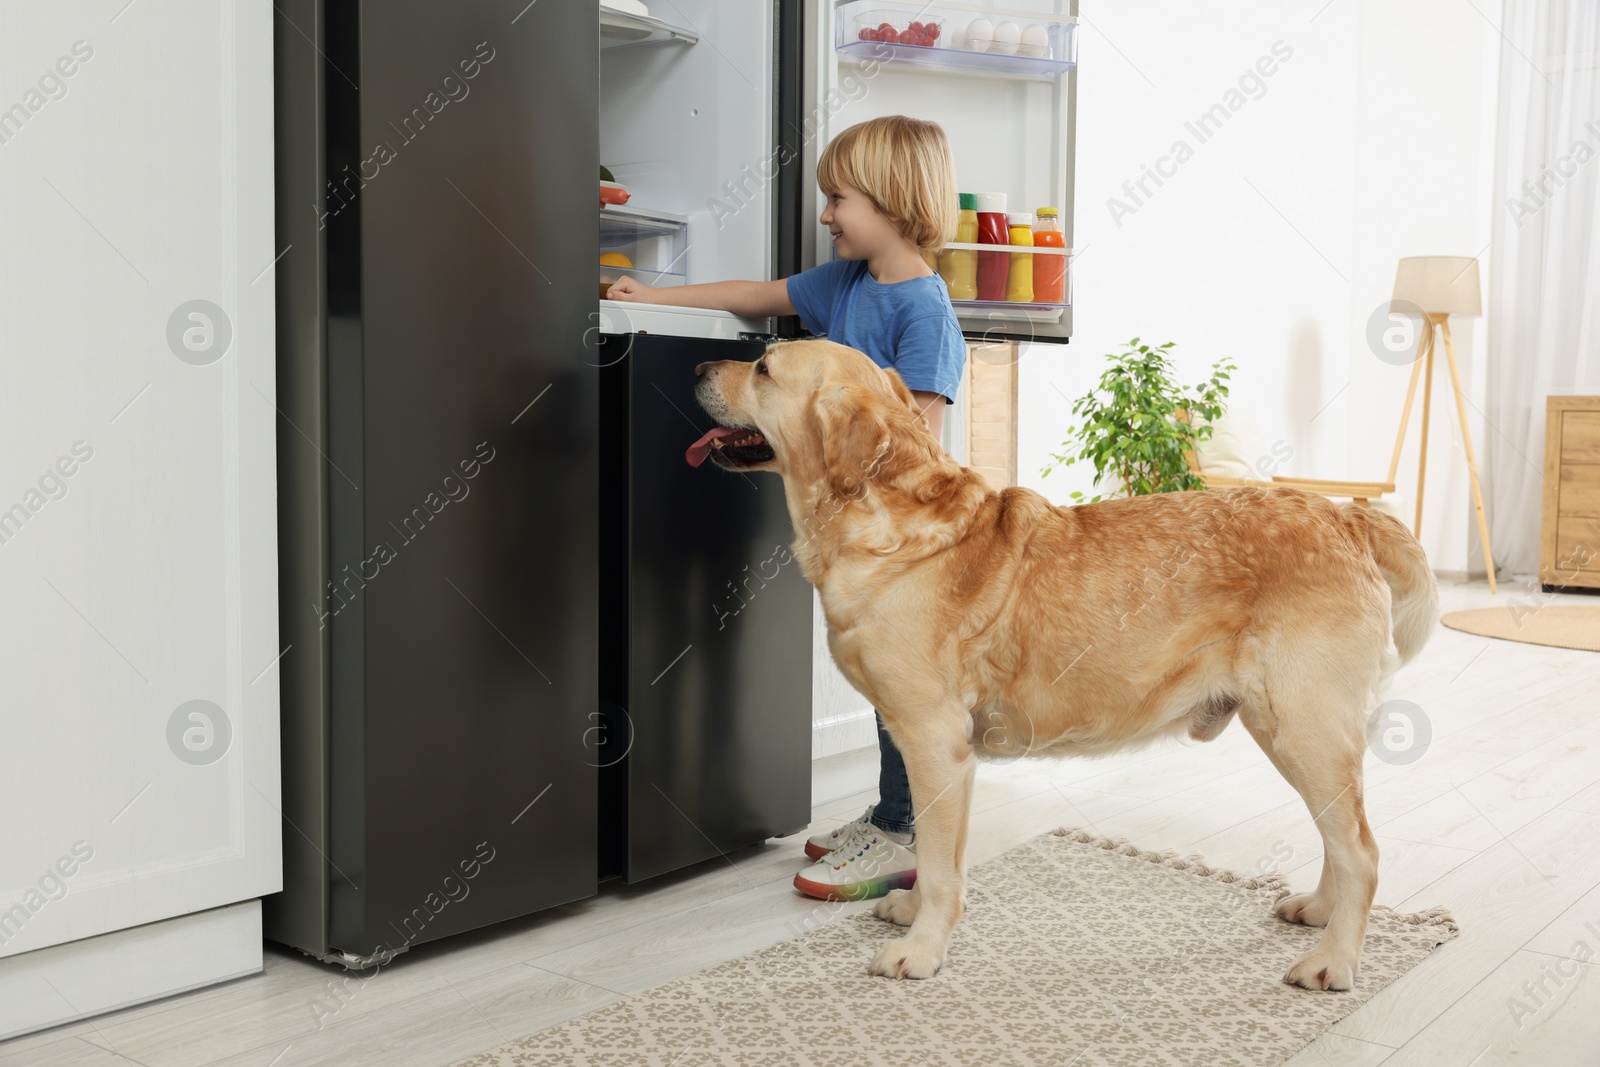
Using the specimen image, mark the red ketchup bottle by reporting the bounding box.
[974,192,1009,302]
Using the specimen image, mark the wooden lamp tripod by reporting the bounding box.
[1385,255,1497,593]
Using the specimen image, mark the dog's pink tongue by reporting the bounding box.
[686,426,742,468]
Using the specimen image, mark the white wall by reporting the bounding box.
[1021,0,1502,577]
[1345,0,1501,576]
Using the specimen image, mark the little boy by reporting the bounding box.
[606,115,965,901]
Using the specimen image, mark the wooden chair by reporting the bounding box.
[1176,409,1395,508]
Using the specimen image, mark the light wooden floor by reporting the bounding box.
[6,579,1600,1067]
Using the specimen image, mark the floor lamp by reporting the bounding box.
[1386,255,1497,593]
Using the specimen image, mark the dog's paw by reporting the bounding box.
[867,937,944,980]
[873,888,918,926]
[1283,947,1356,991]
[1274,892,1334,927]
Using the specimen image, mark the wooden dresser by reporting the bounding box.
[1542,395,1600,590]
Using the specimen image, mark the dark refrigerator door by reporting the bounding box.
[320,0,600,956]
[598,334,812,883]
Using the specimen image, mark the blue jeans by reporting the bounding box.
[869,711,915,835]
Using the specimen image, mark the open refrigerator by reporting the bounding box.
[265,0,1079,967]
[595,0,1078,345]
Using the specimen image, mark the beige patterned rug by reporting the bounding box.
[452,828,1458,1067]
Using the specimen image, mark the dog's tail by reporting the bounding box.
[1344,503,1439,664]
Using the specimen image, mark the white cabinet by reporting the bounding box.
[0,1,280,1039]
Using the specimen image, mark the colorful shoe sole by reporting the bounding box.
[792,868,917,902]
[803,840,833,861]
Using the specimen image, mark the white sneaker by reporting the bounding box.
[793,822,916,902]
[804,805,877,860]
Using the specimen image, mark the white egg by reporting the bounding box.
[990,20,1020,56]
[964,17,992,53]
[1020,23,1049,58]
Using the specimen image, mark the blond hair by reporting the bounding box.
[817,116,958,256]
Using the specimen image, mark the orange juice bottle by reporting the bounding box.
[1005,212,1034,302]
[1032,207,1066,303]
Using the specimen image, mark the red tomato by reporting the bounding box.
[908,20,924,34]
[926,23,940,39]
[858,27,871,40]
[877,22,895,37]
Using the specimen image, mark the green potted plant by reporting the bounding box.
[1042,339,1234,503]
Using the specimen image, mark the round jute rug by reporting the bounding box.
[1440,605,1600,652]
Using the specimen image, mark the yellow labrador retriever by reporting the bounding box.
[688,339,1438,990]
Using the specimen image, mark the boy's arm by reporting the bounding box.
[605,277,796,318]
[911,390,946,440]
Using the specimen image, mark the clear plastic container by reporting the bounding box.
[599,205,688,298]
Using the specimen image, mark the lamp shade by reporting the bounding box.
[1390,256,1482,317]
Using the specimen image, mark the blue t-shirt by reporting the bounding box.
[785,258,966,403]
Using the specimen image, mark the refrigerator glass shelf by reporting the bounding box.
[836,2,1077,78]
[600,7,699,49]
[600,205,689,248]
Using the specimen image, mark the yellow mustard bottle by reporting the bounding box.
[937,193,980,301]
[1006,212,1034,302]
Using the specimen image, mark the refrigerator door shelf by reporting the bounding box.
[939,242,1071,310]
[837,2,1077,78]
[595,300,773,341]
[942,241,1068,254]
[952,300,1068,318]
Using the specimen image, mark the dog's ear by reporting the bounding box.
[819,384,894,499]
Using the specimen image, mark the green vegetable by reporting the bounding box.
[600,165,615,183]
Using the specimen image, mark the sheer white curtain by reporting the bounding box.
[1485,0,1600,581]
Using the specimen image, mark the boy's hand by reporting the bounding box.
[604,275,653,302]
